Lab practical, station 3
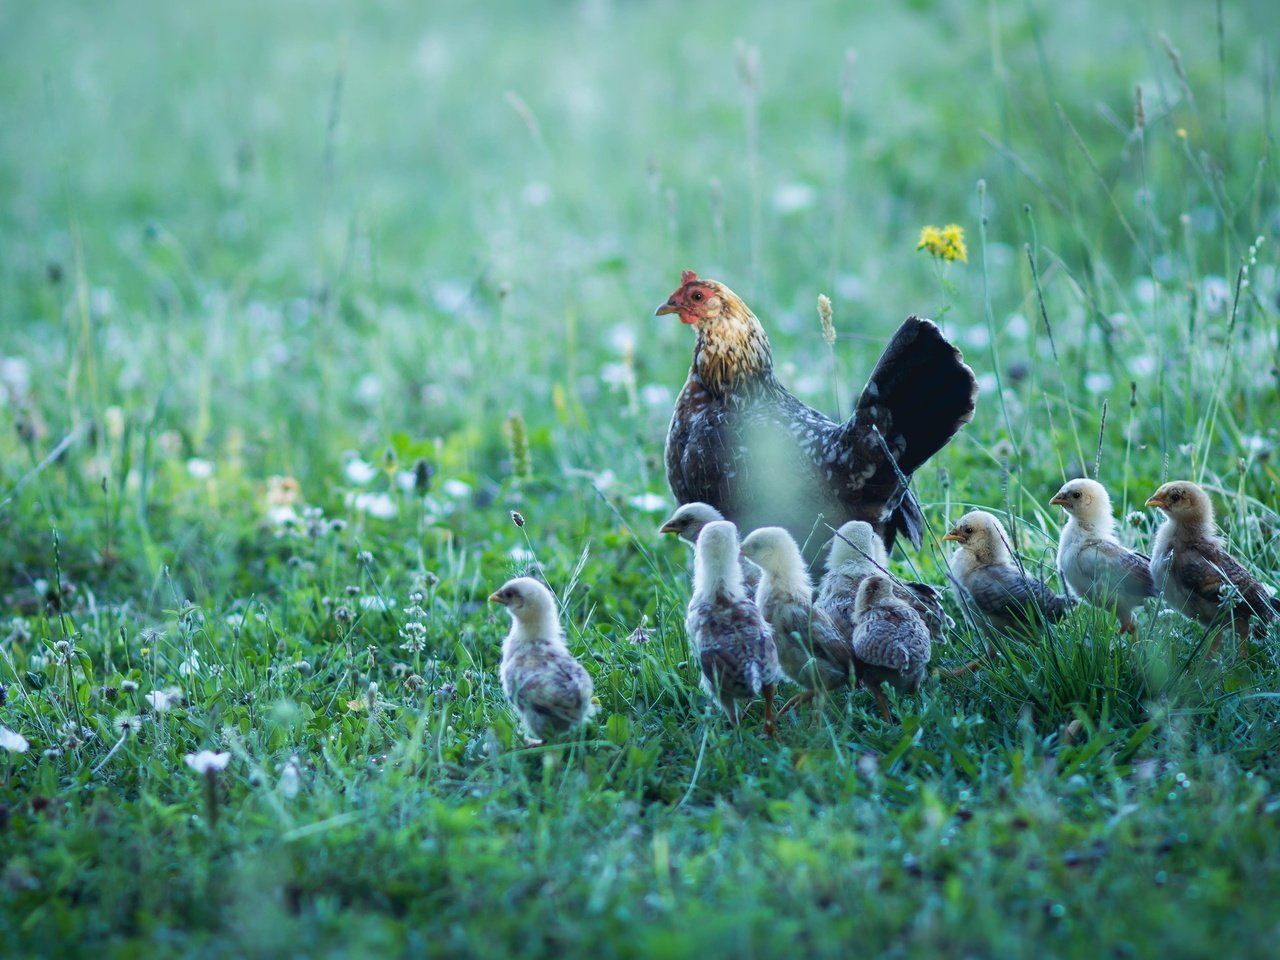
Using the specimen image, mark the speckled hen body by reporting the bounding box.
[658,272,977,554]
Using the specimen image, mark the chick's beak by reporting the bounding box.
[487,592,506,605]
[658,521,678,535]
[655,299,680,317]
[941,531,962,543]
[1145,496,1167,509]
[1049,493,1070,507]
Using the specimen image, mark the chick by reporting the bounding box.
[850,575,932,721]
[1146,481,1280,656]
[943,510,1074,636]
[490,577,596,745]
[740,527,852,713]
[817,520,953,643]
[659,501,762,594]
[1051,478,1155,635]
[686,520,785,736]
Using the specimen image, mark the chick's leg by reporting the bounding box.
[874,688,892,723]
[761,683,777,739]
[778,689,816,717]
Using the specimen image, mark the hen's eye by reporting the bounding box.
[691,291,704,302]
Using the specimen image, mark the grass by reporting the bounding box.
[2,0,1280,955]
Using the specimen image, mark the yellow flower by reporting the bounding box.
[940,223,968,263]
[917,225,944,255]
[1176,127,1187,139]
[917,223,968,263]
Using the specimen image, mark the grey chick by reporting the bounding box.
[490,577,597,745]
[686,520,785,737]
[943,510,1075,637]
[660,501,762,595]
[1051,478,1154,635]
[1147,481,1280,657]
[740,526,853,714]
[817,520,952,643]
[851,575,932,722]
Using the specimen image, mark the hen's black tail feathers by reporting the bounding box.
[853,317,978,549]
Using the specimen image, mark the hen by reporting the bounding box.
[658,271,977,553]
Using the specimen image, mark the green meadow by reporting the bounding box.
[2,0,1280,955]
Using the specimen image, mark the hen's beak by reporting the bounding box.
[487,592,506,604]
[1145,496,1167,509]
[1049,493,1070,507]
[658,521,679,535]
[941,531,963,543]
[655,299,680,317]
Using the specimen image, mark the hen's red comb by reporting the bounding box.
[680,270,699,285]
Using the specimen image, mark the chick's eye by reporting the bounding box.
[1072,491,1081,500]
[962,526,971,535]
[1170,494,1181,503]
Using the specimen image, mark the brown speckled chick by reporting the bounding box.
[491,577,596,745]
[1146,481,1280,656]
[659,501,762,595]
[944,510,1074,636]
[851,575,932,721]
[739,527,853,713]
[817,520,952,643]
[686,520,785,737]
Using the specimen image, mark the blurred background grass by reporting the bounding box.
[3,0,1280,955]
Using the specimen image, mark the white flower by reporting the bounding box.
[522,182,551,207]
[267,505,300,529]
[178,654,200,677]
[508,546,537,565]
[354,374,382,406]
[279,757,301,799]
[441,479,471,499]
[347,492,399,520]
[186,458,214,480]
[772,182,817,214]
[0,726,29,753]
[146,689,175,712]
[1084,372,1113,394]
[359,595,395,612]
[627,492,668,513]
[184,750,231,774]
[395,470,417,492]
[639,384,672,408]
[113,714,143,736]
[1202,275,1231,314]
[344,458,378,486]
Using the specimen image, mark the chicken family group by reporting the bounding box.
[487,272,1279,744]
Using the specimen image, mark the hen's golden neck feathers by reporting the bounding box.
[691,289,774,396]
